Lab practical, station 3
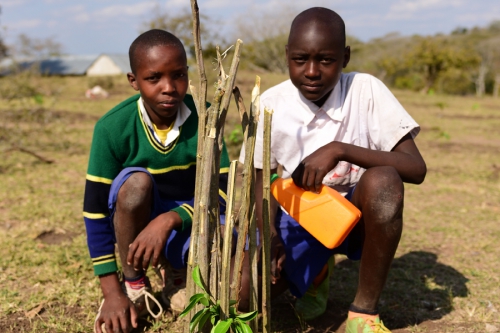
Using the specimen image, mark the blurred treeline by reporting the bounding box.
[345,23,500,97]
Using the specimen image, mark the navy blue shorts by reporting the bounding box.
[108,167,226,270]
[277,186,362,297]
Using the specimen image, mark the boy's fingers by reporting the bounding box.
[142,247,154,270]
[117,311,131,333]
[151,247,160,269]
[314,172,323,193]
[95,317,103,333]
[127,242,137,266]
[133,246,146,271]
[130,303,138,328]
[306,170,317,192]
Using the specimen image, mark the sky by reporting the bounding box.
[1,0,499,56]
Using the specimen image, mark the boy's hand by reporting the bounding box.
[292,142,342,193]
[270,232,286,284]
[127,211,182,271]
[97,273,137,333]
[95,292,138,333]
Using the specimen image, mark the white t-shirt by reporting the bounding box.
[245,72,420,195]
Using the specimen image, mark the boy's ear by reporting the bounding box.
[343,46,351,69]
[127,72,139,91]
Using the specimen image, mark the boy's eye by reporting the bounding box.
[292,57,307,63]
[321,58,335,64]
[174,72,187,79]
[146,75,159,81]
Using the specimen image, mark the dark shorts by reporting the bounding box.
[277,186,363,297]
[108,167,226,270]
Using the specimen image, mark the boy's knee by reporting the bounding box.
[116,172,153,212]
[358,166,404,222]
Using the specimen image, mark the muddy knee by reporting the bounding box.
[358,166,404,224]
[116,172,153,214]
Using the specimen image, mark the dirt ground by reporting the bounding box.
[0,73,499,332]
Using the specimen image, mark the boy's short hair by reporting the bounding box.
[289,7,346,47]
[128,29,186,74]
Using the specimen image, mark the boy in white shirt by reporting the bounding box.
[239,7,426,333]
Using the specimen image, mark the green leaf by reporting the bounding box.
[229,300,238,306]
[179,293,206,318]
[210,314,219,325]
[198,308,212,332]
[211,319,233,333]
[233,321,243,333]
[239,321,253,333]
[229,306,237,316]
[189,293,207,303]
[192,266,207,292]
[236,310,258,322]
[189,308,208,333]
[200,293,210,306]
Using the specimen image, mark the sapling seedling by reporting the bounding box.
[179,265,258,333]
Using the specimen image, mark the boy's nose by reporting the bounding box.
[304,60,320,78]
[161,79,175,94]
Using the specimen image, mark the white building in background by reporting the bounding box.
[86,54,130,76]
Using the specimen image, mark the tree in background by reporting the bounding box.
[233,9,295,73]
[0,6,8,60]
[11,34,62,59]
[141,5,223,60]
[402,36,480,94]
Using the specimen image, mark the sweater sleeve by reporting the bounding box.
[83,122,123,276]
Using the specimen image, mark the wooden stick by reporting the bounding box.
[248,188,258,332]
[220,160,238,319]
[262,107,273,333]
[4,146,54,164]
[231,76,260,303]
[186,3,209,326]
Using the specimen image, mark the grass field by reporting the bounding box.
[0,70,499,333]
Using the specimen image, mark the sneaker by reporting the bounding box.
[345,317,391,333]
[157,260,187,313]
[294,256,335,320]
[122,276,163,319]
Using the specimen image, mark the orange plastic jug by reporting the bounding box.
[270,174,361,249]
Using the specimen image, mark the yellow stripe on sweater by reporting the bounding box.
[86,174,113,184]
[83,212,109,219]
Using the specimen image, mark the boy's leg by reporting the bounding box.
[346,166,403,332]
[114,171,153,279]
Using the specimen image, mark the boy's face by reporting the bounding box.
[127,44,188,127]
[286,23,350,107]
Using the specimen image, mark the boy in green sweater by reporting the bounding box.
[83,29,229,333]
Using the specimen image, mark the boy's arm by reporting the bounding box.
[293,133,426,193]
[255,168,285,283]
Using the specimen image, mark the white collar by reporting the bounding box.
[138,97,191,146]
[295,81,345,126]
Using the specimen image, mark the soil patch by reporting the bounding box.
[35,229,74,245]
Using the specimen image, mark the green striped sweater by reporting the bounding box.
[83,94,229,275]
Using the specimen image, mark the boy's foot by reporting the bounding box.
[294,256,334,320]
[158,261,187,313]
[345,317,391,333]
[122,275,163,319]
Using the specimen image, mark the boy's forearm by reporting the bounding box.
[335,135,426,184]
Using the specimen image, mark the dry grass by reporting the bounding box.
[0,71,498,332]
